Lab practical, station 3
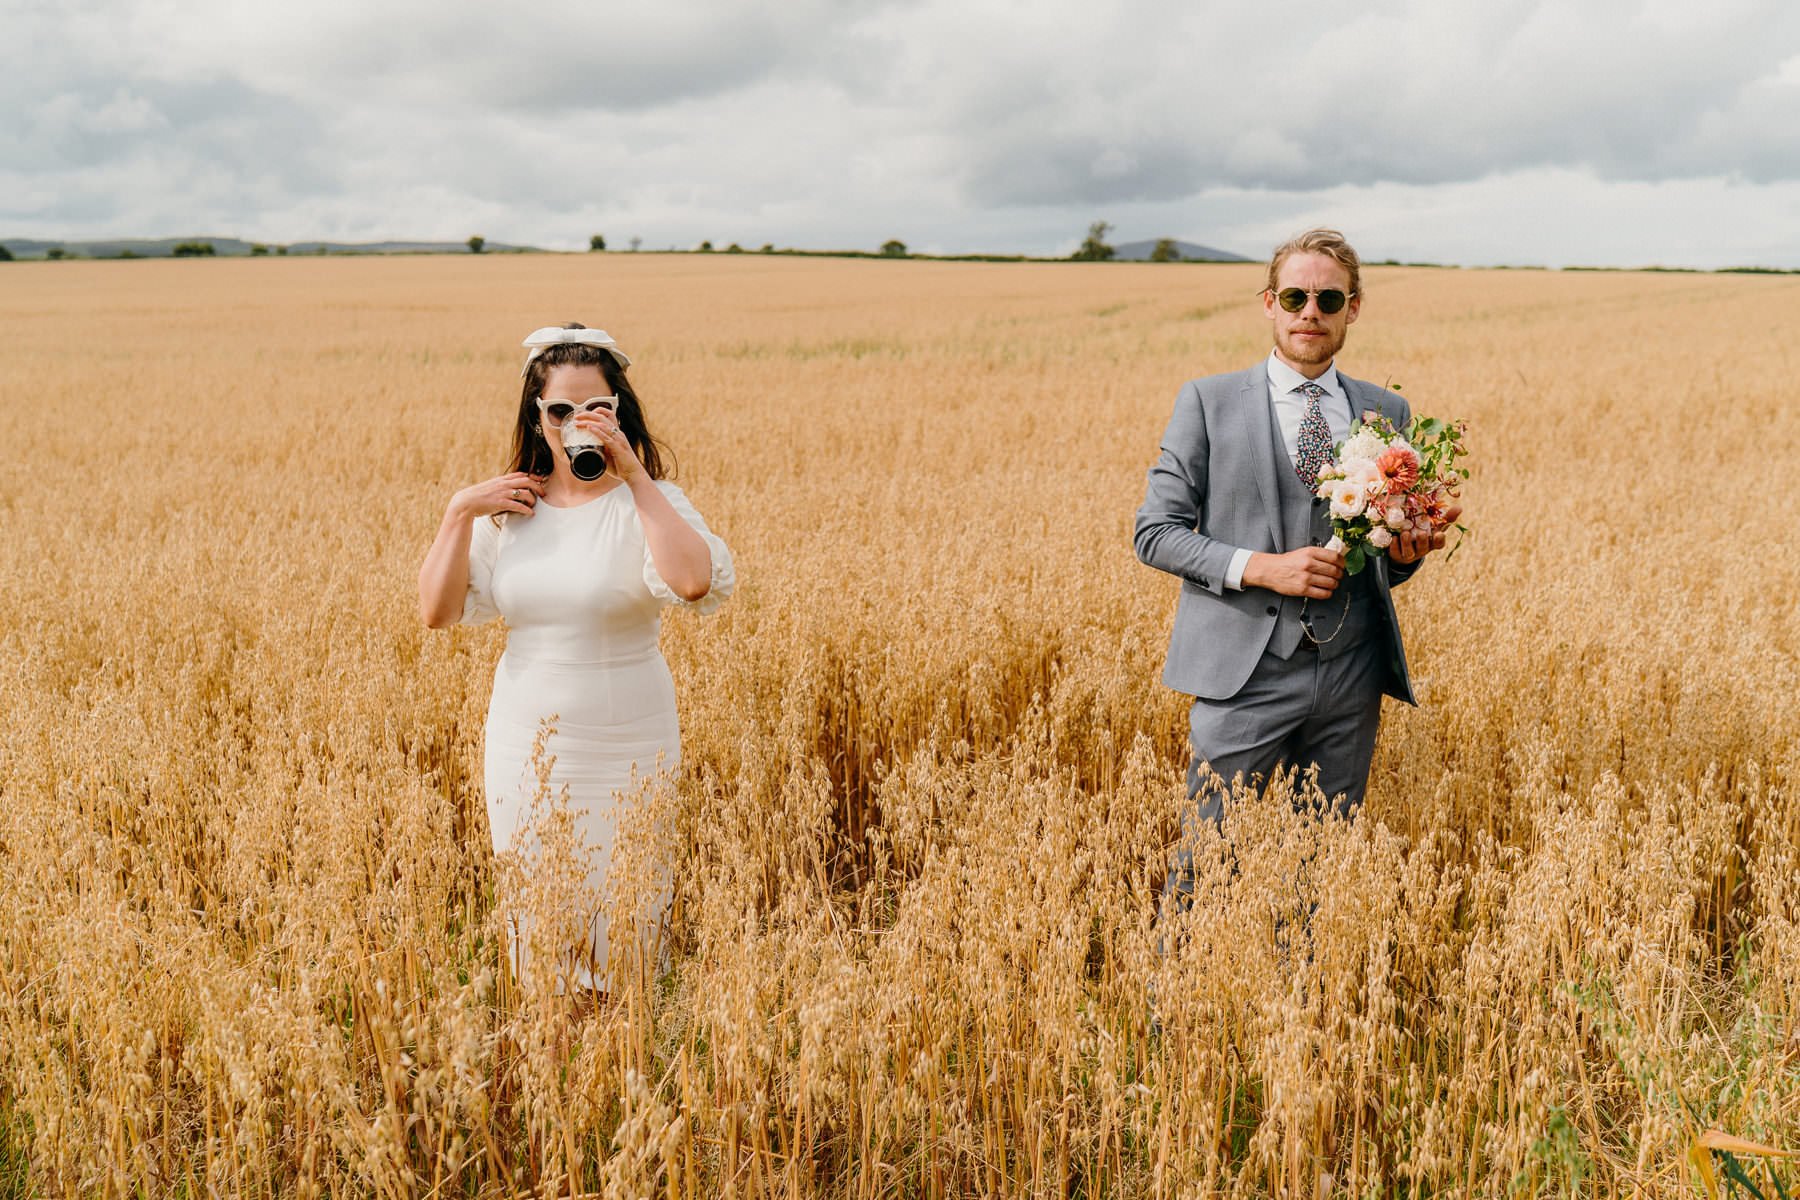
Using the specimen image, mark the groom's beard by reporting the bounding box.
[1275,320,1346,367]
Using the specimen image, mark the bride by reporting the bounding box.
[418,323,733,994]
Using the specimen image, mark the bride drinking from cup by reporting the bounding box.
[418,322,733,993]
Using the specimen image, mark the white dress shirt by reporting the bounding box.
[1224,351,1354,589]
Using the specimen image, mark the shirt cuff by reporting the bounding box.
[1225,547,1253,591]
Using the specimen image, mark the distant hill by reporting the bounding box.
[0,236,542,259]
[1112,238,1253,262]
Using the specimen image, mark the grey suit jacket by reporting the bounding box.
[1133,361,1420,704]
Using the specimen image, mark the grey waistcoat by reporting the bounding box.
[1268,419,1382,661]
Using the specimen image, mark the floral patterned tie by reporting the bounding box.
[1293,381,1334,487]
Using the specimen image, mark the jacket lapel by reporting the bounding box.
[1342,376,1403,430]
[1236,361,1284,551]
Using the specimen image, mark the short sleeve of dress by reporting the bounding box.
[461,515,503,625]
[643,481,735,615]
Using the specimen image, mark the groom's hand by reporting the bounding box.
[1388,504,1464,565]
[1243,548,1344,599]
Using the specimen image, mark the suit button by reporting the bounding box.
[1313,497,1324,506]
[1266,605,1278,616]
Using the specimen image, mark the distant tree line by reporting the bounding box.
[19,231,1784,272]
[0,228,1207,264]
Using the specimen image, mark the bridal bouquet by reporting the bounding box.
[1315,412,1469,574]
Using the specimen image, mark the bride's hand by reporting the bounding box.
[568,410,646,483]
[451,472,546,519]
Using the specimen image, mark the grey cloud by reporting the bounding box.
[351,10,801,113]
[2,3,337,230]
[960,132,1207,207]
[146,0,898,115]
[926,0,1800,205]
[5,75,333,204]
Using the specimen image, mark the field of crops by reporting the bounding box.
[2,252,1798,1197]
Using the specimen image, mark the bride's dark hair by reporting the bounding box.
[507,323,672,480]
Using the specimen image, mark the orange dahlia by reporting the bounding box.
[1376,446,1420,493]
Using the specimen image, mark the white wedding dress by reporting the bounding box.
[460,481,732,988]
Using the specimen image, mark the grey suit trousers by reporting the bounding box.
[1165,636,1385,905]
[1184,637,1385,825]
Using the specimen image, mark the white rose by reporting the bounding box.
[1367,525,1395,549]
[1324,534,1346,555]
[1385,506,1409,530]
[1345,460,1382,496]
[1329,482,1366,519]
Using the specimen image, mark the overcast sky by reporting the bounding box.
[8,0,1800,267]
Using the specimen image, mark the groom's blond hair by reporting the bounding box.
[1266,229,1362,298]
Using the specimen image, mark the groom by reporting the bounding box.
[1133,229,1455,833]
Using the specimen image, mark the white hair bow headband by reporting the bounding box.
[520,326,632,376]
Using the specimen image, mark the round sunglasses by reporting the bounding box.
[1270,287,1356,314]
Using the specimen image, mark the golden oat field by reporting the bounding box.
[2,252,1799,1199]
